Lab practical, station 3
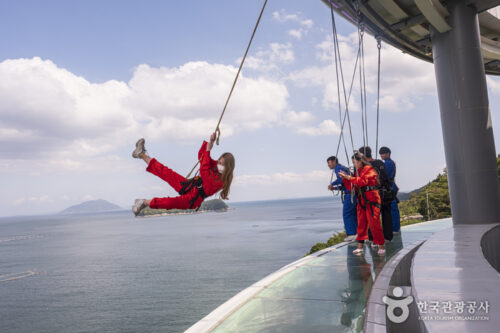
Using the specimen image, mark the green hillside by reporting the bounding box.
[399,155,500,220]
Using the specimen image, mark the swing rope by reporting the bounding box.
[329,4,356,158]
[359,21,367,148]
[330,2,347,186]
[375,36,382,159]
[332,3,383,164]
[334,47,361,159]
[329,1,361,190]
[330,1,362,167]
[330,3,349,168]
[361,26,369,148]
[329,1,384,188]
[186,0,268,178]
[357,4,370,151]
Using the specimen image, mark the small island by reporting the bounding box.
[138,199,229,217]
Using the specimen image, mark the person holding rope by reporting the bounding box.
[131,132,235,215]
[359,146,394,242]
[327,156,357,241]
[339,151,385,255]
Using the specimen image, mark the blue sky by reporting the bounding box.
[1,0,499,216]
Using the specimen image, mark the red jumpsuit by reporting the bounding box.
[345,165,385,246]
[146,141,223,210]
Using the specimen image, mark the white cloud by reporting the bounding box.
[288,29,303,40]
[301,19,313,29]
[282,110,316,126]
[297,119,341,136]
[322,81,360,112]
[288,33,436,113]
[0,57,132,159]
[243,42,295,72]
[13,195,51,206]
[487,76,500,94]
[272,10,313,28]
[234,169,330,186]
[281,111,340,136]
[315,33,358,63]
[288,65,327,87]
[0,57,289,161]
[272,10,298,23]
[273,10,312,41]
[378,95,415,113]
[128,61,289,132]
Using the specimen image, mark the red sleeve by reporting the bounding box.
[342,178,352,191]
[350,168,377,187]
[198,141,208,160]
[199,141,217,171]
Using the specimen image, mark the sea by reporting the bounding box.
[0,196,343,333]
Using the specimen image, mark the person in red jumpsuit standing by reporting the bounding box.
[131,132,235,215]
[339,152,386,255]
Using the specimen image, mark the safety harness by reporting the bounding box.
[340,187,352,204]
[370,160,397,205]
[357,185,381,217]
[178,176,208,209]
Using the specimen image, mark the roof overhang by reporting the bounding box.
[321,0,500,75]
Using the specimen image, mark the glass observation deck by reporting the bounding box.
[204,219,453,332]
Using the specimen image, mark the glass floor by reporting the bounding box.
[212,219,453,333]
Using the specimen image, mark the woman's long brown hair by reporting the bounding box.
[219,152,235,200]
[352,151,370,166]
[352,151,379,185]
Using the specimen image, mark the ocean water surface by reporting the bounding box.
[0,196,343,332]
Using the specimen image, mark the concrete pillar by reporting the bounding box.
[431,0,500,224]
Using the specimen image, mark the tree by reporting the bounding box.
[400,156,500,221]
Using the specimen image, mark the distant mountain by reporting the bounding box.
[398,186,425,202]
[60,199,122,214]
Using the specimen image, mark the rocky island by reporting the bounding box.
[138,199,229,217]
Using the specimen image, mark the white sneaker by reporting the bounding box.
[132,138,146,158]
[132,199,147,216]
[345,235,356,241]
[378,248,386,255]
[353,248,364,255]
[371,243,378,250]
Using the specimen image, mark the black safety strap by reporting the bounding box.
[357,186,382,217]
[179,178,197,195]
[363,186,379,192]
[179,177,208,209]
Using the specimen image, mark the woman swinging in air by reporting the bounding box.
[131,132,235,216]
